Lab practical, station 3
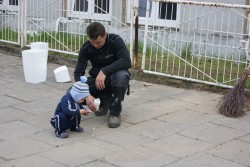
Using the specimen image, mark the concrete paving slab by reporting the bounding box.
[23,111,54,130]
[124,119,176,139]
[79,160,118,167]
[1,155,66,167]
[156,109,222,131]
[180,122,248,145]
[0,107,32,124]
[0,95,23,109]
[39,141,114,167]
[28,129,92,147]
[82,115,132,137]
[206,140,250,166]
[124,83,188,108]
[0,137,53,160]
[211,117,250,133]
[6,87,61,102]
[133,83,187,98]
[0,79,11,86]
[105,146,178,167]
[95,131,153,148]
[170,89,221,104]
[123,98,196,124]
[0,55,21,66]
[3,81,50,91]
[0,158,6,165]
[84,138,124,153]
[166,152,245,167]
[15,97,60,115]
[0,120,40,140]
[144,134,214,158]
[186,99,222,115]
[239,134,250,143]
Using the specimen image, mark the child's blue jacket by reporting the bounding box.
[54,92,85,119]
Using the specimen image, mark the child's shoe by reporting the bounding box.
[55,130,69,138]
[70,126,84,133]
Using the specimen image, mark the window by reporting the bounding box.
[94,0,109,14]
[138,0,151,18]
[127,0,180,28]
[68,0,112,21]
[74,0,88,12]
[0,0,18,12]
[159,2,177,20]
[9,0,18,6]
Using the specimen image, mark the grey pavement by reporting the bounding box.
[0,53,250,167]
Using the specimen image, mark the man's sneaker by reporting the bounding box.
[55,131,69,138]
[70,126,84,133]
[108,115,121,128]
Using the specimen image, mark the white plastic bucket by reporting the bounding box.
[22,49,48,84]
[53,65,71,82]
[31,42,48,51]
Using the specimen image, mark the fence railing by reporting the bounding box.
[141,0,250,88]
[1,0,250,88]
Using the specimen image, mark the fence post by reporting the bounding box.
[134,0,139,70]
[19,0,26,48]
[130,0,134,68]
[141,0,150,70]
[243,0,250,39]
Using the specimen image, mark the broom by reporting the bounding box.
[217,64,250,117]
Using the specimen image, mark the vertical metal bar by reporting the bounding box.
[209,9,216,80]
[202,6,210,80]
[243,0,250,39]
[222,9,231,83]
[154,31,159,72]
[247,11,250,62]
[19,0,26,48]
[32,0,35,43]
[134,1,139,70]
[160,28,165,73]
[230,10,238,84]
[216,8,224,81]
[190,5,198,78]
[178,3,185,76]
[141,0,150,70]
[130,0,134,67]
[196,6,204,79]
[172,7,178,75]
[184,4,192,77]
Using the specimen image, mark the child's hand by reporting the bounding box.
[80,109,91,115]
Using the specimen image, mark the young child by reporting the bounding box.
[50,76,91,138]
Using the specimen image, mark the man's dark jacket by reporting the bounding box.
[74,34,131,81]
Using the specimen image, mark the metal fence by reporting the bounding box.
[141,0,250,88]
[0,0,132,55]
[0,0,250,88]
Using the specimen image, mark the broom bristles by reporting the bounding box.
[217,68,250,117]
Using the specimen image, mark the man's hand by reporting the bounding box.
[96,70,106,90]
[85,95,96,111]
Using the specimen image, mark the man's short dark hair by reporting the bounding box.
[86,22,106,40]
